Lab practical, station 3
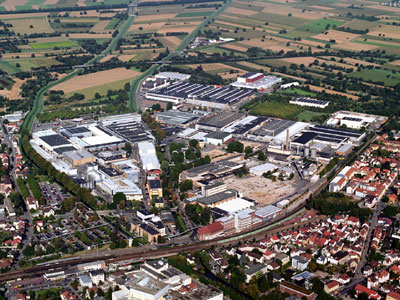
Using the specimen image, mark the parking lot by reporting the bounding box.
[39,182,69,207]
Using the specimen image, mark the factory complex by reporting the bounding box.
[30,114,160,201]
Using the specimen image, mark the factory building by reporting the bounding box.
[138,142,161,175]
[154,110,199,127]
[204,131,232,145]
[63,149,95,167]
[231,73,282,91]
[326,111,387,130]
[146,81,255,108]
[196,112,245,132]
[290,97,329,109]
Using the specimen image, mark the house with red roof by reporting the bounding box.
[354,284,381,300]
[324,280,339,294]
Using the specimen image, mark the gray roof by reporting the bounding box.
[199,112,244,128]
[204,181,225,190]
[205,131,231,140]
[155,109,198,125]
[197,189,237,206]
[245,264,266,275]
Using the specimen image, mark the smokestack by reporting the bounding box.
[286,129,289,150]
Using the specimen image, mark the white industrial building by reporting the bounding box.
[326,111,388,130]
[215,198,255,214]
[138,142,161,174]
[155,72,191,81]
[249,163,277,176]
[290,97,329,109]
[204,131,232,145]
[97,178,143,201]
[112,275,170,300]
[231,73,282,91]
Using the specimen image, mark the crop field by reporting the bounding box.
[4,16,53,34]
[349,68,400,86]
[30,40,78,49]
[50,68,141,95]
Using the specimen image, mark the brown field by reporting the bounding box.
[50,68,141,94]
[0,12,48,19]
[266,45,293,53]
[369,25,400,39]
[5,18,53,34]
[0,78,26,100]
[129,22,166,32]
[67,33,112,39]
[390,60,400,66]
[295,39,326,47]
[321,56,379,67]
[159,35,181,49]
[239,38,279,48]
[70,10,102,17]
[43,0,58,4]
[366,4,400,12]
[238,61,270,71]
[99,55,117,63]
[334,41,379,51]
[2,0,28,11]
[134,14,177,22]
[281,57,316,65]
[311,5,333,10]
[225,7,257,16]
[220,72,246,79]
[91,20,110,33]
[28,36,69,43]
[261,3,322,20]
[312,30,359,43]
[220,43,248,52]
[307,84,359,100]
[157,26,197,34]
[215,20,252,30]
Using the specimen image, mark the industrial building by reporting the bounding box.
[61,127,92,138]
[247,119,309,145]
[326,111,387,130]
[138,142,161,174]
[292,125,365,149]
[155,72,191,81]
[154,110,199,127]
[63,149,95,167]
[203,131,232,145]
[196,112,245,132]
[231,73,282,91]
[290,97,329,109]
[145,81,255,109]
[195,189,238,207]
[223,115,268,135]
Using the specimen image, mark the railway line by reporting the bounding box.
[0,132,378,284]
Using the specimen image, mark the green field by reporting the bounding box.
[297,110,327,122]
[298,19,345,34]
[250,100,304,119]
[349,68,400,86]
[176,11,214,18]
[30,41,78,49]
[279,88,316,97]
[105,19,120,30]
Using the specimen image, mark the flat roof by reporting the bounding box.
[205,131,231,140]
[198,111,244,128]
[255,205,281,218]
[197,189,237,206]
[155,72,190,81]
[292,97,329,106]
[40,134,70,147]
[215,198,255,213]
[155,109,198,125]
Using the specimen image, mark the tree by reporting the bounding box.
[258,151,266,161]
[113,192,126,206]
[167,102,173,110]
[179,180,193,193]
[124,142,132,154]
[245,146,253,155]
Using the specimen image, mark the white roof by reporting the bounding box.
[178,128,197,138]
[155,72,190,81]
[138,142,160,171]
[82,125,121,146]
[224,115,258,133]
[215,198,255,213]
[255,205,281,218]
[250,163,277,174]
[191,131,208,141]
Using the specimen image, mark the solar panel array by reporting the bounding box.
[104,122,153,144]
[151,81,254,105]
[294,125,363,145]
[230,116,268,135]
[40,134,70,147]
[293,97,328,106]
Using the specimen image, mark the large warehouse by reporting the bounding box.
[196,112,245,132]
[154,110,199,127]
[145,81,255,109]
[231,73,282,91]
[326,111,387,130]
[292,125,365,149]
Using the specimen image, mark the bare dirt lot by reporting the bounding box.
[334,41,379,51]
[312,30,360,43]
[0,78,26,100]
[224,175,296,204]
[50,68,141,94]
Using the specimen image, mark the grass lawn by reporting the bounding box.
[105,19,120,30]
[250,100,304,119]
[176,11,214,18]
[349,68,400,86]
[298,19,345,34]
[279,88,316,97]
[0,61,21,73]
[297,110,326,122]
[30,40,78,49]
